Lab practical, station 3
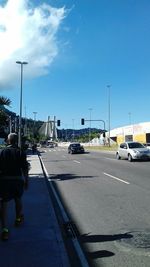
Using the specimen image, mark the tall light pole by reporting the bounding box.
[24,106,27,136]
[65,124,68,141]
[72,119,75,141]
[9,115,12,133]
[33,111,37,122]
[107,85,111,147]
[89,108,93,144]
[33,111,37,138]
[16,61,28,149]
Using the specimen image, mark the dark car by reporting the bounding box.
[68,142,85,154]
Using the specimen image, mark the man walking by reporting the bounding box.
[0,133,29,241]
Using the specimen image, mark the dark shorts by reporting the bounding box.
[0,179,24,202]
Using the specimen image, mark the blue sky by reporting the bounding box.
[0,0,150,130]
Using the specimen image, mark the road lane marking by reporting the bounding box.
[73,160,81,164]
[103,172,130,184]
[104,157,116,161]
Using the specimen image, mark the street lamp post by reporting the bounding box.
[33,111,37,122]
[89,108,93,144]
[16,61,28,149]
[33,111,37,138]
[9,115,12,133]
[24,106,27,136]
[107,85,111,147]
[72,119,75,141]
[65,124,68,141]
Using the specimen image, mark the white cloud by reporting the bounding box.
[0,0,67,89]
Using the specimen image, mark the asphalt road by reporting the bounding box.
[39,146,150,267]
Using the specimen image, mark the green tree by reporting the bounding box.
[0,96,11,131]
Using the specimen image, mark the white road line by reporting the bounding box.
[48,149,64,152]
[73,160,81,164]
[104,157,116,161]
[103,172,130,184]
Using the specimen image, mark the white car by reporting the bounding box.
[116,141,150,162]
[143,143,150,149]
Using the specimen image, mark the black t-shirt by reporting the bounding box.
[0,145,28,176]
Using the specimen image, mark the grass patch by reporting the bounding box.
[85,145,117,151]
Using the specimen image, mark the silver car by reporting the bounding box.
[116,141,150,162]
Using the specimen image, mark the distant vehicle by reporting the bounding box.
[47,141,58,148]
[48,142,55,148]
[116,141,150,161]
[68,142,85,154]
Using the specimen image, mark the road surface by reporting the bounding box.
[40,146,150,267]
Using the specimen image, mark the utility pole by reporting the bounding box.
[33,111,37,138]
[107,85,111,147]
[16,61,28,150]
[9,116,12,133]
[88,108,93,144]
[72,119,75,141]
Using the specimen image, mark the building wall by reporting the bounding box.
[110,122,150,144]
[134,134,146,143]
[117,135,124,144]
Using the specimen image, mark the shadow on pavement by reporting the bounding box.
[87,250,115,259]
[80,232,133,243]
[80,232,133,260]
[51,173,97,181]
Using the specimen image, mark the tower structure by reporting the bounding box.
[38,116,57,140]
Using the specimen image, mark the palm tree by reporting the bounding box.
[0,96,11,133]
[0,96,11,106]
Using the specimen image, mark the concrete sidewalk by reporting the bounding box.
[0,153,70,267]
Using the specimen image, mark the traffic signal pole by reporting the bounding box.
[81,118,106,144]
[81,118,105,131]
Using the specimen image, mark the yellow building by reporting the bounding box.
[109,122,150,144]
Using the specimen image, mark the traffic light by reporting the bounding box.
[103,132,106,137]
[81,118,85,125]
[57,120,60,126]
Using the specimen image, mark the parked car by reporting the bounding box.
[68,142,85,154]
[116,141,150,162]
